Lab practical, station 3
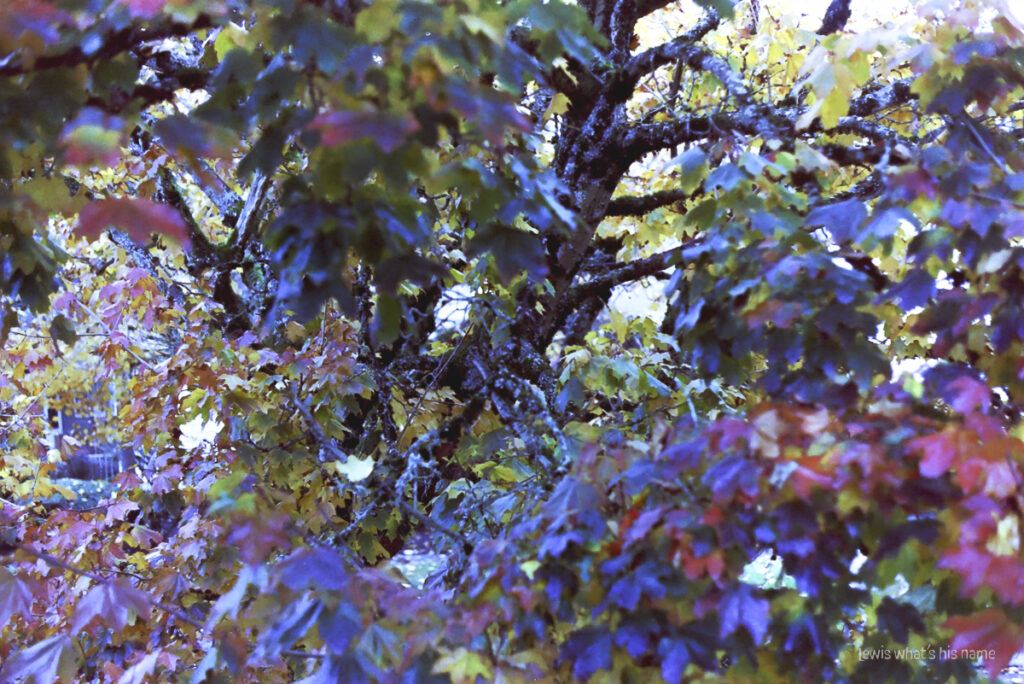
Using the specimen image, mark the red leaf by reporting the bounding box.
[72,579,152,635]
[984,556,1024,605]
[945,609,1023,678]
[0,568,34,627]
[0,635,75,684]
[105,499,140,524]
[623,506,663,549]
[115,0,171,19]
[909,431,957,478]
[939,547,991,594]
[0,1,69,46]
[310,110,420,153]
[949,376,990,415]
[77,198,189,247]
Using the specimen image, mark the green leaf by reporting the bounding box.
[373,294,403,346]
[49,314,77,347]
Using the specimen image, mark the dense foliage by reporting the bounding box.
[2,0,1024,681]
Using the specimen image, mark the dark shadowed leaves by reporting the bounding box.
[805,200,868,243]
[719,584,770,644]
[277,547,351,592]
[560,625,612,680]
[466,224,548,282]
[702,454,759,502]
[876,597,925,644]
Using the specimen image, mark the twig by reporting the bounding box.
[17,543,207,633]
[394,322,474,449]
[76,302,156,372]
[289,383,348,463]
[395,500,472,553]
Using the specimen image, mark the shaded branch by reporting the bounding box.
[563,240,696,315]
[847,78,916,118]
[619,113,756,161]
[607,187,696,216]
[396,500,472,554]
[817,0,852,35]
[106,228,185,305]
[620,13,730,100]
[235,169,272,250]
[0,15,215,78]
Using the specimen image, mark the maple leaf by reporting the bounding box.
[116,652,159,684]
[0,635,75,684]
[76,198,189,247]
[938,547,992,595]
[908,431,958,478]
[623,506,663,549]
[309,110,420,153]
[71,580,152,635]
[945,609,1023,678]
[0,568,34,627]
[948,376,990,414]
[719,584,771,645]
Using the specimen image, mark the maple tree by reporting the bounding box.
[2,0,1024,681]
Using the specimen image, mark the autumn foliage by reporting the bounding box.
[2,0,1024,682]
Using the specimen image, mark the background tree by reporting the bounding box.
[2,0,1024,681]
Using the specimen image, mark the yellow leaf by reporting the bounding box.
[213,23,251,60]
[819,89,849,129]
[545,93,570,119]
[520,560,540,580]
[433,647,493,683]
[356,0,400,42]
[986,515,1020,556]
[490,465,521,483]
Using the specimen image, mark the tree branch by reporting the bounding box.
[607,187,696,216]
[106,228,186,306]
[620,13,729,99]
[619,113,757,162]
[847,78,916,117]
[235,169,271,250]
[563,239,696,315]
[0,15,214,78]
[817,0,852,35]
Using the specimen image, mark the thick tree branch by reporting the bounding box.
[235,169,271,250]
[636,0,680,21]
[817,0,852,35]
[619,113,756,161]
[847,78,916,117]
[620,13,726,98]
[563,240,695,314]
[607,187,695,216]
